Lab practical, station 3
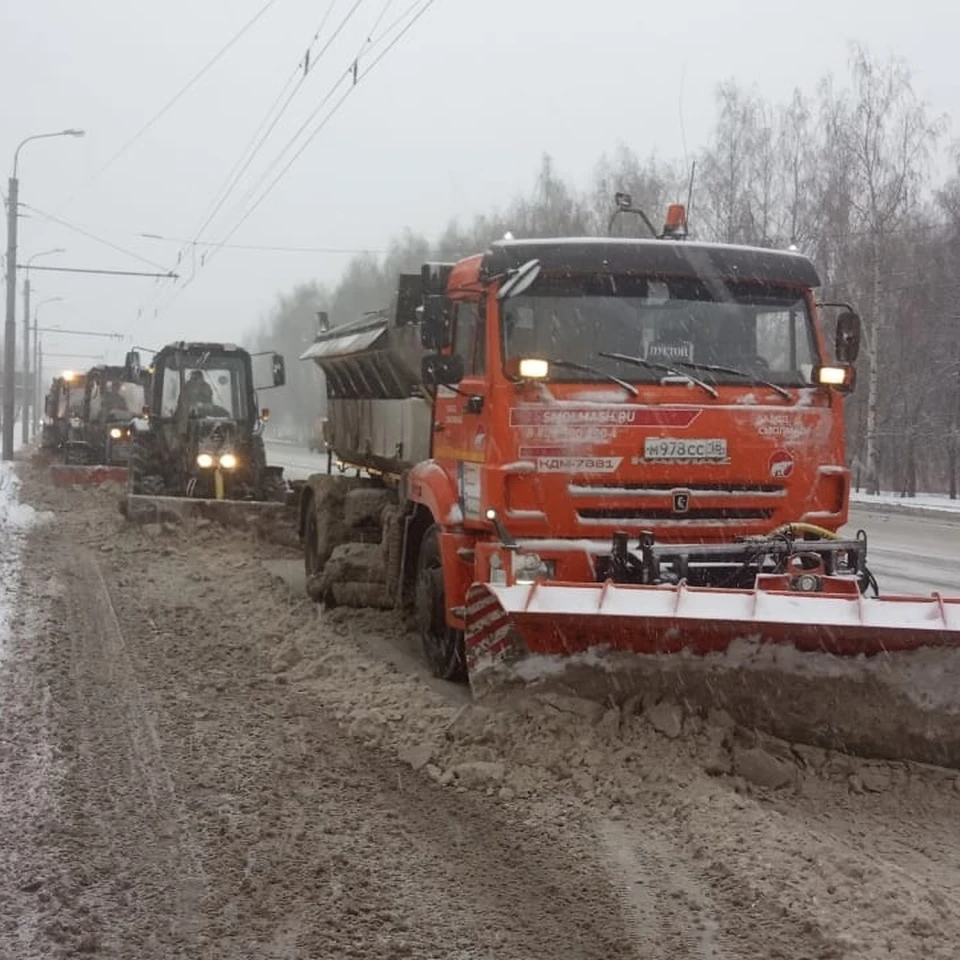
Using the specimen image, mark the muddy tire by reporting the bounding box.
[304,506,324,580]
[414,524,467,682]
[129,432,163,495]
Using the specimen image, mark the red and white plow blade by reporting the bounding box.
[464,579,960,769]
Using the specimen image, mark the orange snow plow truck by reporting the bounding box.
[297,199,960,769]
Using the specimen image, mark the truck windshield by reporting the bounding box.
[500,275,819,387]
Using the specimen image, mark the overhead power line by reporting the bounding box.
[148,0,436,317]
[23,203,173,271]
[208,0,434,266]
[185,0,367,255]
[140,235,384,254]
[48,0,284,218]
[134,0,376,321]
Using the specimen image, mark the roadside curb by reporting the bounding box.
[849,496,960,523]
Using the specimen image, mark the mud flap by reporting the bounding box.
[464,579,960,769]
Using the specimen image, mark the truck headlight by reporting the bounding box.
[218,453,237,470]
[109,427,124,439]
[196,453,214,468]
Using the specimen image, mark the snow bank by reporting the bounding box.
[0,464,47,533]
[851,490,960,514]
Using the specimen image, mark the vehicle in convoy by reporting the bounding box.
[63,353,150,465]
[128,341,288,501]
[40,371,87,455]
[295,198,960,768]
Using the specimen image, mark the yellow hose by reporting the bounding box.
[768,522,840,540]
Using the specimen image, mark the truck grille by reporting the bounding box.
[568,482,785,497]
[576,507,776,523]
[569,483,783,526]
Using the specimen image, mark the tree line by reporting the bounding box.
[254,43,960,498]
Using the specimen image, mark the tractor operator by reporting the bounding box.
[181,370,213,413]
[99,380,129,417]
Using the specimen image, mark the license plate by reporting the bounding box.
[644,437,727,462]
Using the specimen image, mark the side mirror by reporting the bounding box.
[420,296,453,350]
[421,353,465,388]
[835,310,861,364]
[497,259,541,300]
[272,353,286,387]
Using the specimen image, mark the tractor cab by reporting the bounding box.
[130,341,287,501]
[63,362,148,465]
[41,371,86,455]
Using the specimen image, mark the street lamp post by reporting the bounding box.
[22,249,65,443]
[31,298,65,438]
[3,128,84,461]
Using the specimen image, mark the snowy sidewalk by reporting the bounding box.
[850,490,960,516]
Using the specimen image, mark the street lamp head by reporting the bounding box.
[63,129,85,138]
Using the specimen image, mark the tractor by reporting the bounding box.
[128,341,288,501]
[40,371,87,456]
[63,353,150,465]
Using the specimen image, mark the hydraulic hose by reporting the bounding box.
[768,522,841,540]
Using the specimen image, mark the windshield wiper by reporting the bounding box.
[671,360,792,402]
[597,351,718,399]
[545,358,639,398]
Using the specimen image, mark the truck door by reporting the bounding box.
[434,298,488,523]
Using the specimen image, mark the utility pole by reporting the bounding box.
[21,272,29,443]
[21,249,64,443]
[3,128,84,460]
[3,175,18,459]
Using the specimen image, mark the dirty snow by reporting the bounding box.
[5,465,960,958]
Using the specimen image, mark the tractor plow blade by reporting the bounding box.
[50,464,129,487]
[464,580,960,770]
[122,493,297,545]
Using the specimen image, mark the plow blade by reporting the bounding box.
[122,493,297,545]
[465,580,960,770]
[50,464,129,487]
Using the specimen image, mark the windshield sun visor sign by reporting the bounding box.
[509,407,701,428]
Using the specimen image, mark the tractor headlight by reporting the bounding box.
[196,453,215,468]
[109,427,124,440]
[218,453,238,470]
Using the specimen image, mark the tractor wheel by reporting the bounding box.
[129,432,163,496]
[414,524,467,682]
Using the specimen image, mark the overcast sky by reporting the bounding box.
[0,0,955,379]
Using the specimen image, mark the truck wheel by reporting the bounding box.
[414,525,466,682]
[304,506,323,578]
